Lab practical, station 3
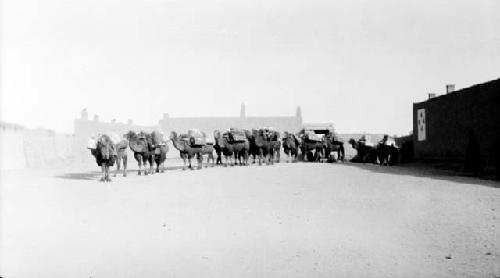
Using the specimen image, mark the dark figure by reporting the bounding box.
[214,143,223,165]
[399,141,414,163]
[463,130,482,176]
[90,134,117,182]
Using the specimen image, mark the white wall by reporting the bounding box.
[0,129,27,170]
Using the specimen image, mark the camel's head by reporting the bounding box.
[348,138,356,146]
[170,131,178,141]
[144,132,153,145]
[97,134,114,159]
[282,132,289,142]
[213,130,221,139]
[137,131,147,139]
[124,130,137,140]
[244,129,253,139]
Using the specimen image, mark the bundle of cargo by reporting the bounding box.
[107,132,121,145]
[187,129,207,146]
[129,132,148,153]
[151,130,165,146]
[303,130,322,142]
[87,137,98,149]
[89,134,117,157]
[227,128,247,142]
[179,133,190,142]
[102,134,117,158]
[88,133,123,149]
[359,135,376,147]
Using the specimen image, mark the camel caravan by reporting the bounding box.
[87,127,401,181]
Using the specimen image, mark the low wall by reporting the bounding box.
[0,129,85,170]
[0,129,27,170]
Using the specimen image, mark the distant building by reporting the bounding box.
[158,105,303,138]
[413,78,500,168]
[74,104,304,140]
[0,121,26,169]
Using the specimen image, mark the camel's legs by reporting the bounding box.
[243,152,248,166]
[182,155,187,170]
[197,153,202,169]
[148,156,154,175]
[100,165,106,182]
[114,156,120,177]
[143,157,149,175]
[137,156,142,175]
[233,153,238,166]
[123,155,128,176]
[104,165,111,182]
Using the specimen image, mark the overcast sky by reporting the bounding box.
[1,0,499,135]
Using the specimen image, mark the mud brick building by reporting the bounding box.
[74,104,303,141]
[413,78,500,169]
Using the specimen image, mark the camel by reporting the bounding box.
[268,130,281,163]
[322,132,345,163]
[245,129,261,164]
[376,135,400,166]
[125,130,154,175]
[282,131,300,163]
[348,137,378,164]
[114,138,128,177]
[170,131,214,169]
[149,131,169,173]
[90,134,116,182]
[298,131,323,162]
[200,144,216,168]
[247,129,275,165]
[214,130,249,166]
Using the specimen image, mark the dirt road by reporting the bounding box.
[1,162,499,277]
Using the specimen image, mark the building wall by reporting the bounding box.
[71,107,303,163]
[0,124,79,170]
[159,115,302,140]
[413,78,500,165]
[0,124,26,170]
[75,106,303,141]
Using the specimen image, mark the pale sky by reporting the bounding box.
[1,0,499,135]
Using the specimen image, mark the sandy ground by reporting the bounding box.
[1,160,499,278]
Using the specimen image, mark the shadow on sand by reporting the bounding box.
[55,165,211,181]
[342,162,500,188]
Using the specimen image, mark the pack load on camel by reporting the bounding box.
[298,124,336,162]
[129,131,148,153]
[88,133,119,182]
[358,135,376,147]
[261,127,279,140]
[87,137,98,149]
[151,130,167,146]
[226,128,247,142]
[87,134,117,155]
[107,132,121,145]
[187,129,207,146]
[303,130,322,142]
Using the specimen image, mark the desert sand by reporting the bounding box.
[1,161,499,278]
